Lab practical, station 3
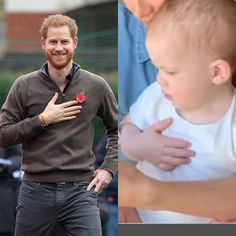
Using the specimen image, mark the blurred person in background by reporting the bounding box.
[0,145,22,236]
[0,14,117,236]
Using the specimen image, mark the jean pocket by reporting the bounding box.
[21,181,40,193]
[75,181,91,190]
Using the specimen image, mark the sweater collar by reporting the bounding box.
[40,62,80,81]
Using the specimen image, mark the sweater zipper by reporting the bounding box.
[43,73,65,102]
[61,79,72,102]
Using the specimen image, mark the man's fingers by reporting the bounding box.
[55,106,82,122]
[59,109,81,120]
[49,92,59,104]
[65,105,82,112]
[163,147,195,158]
[64,110,81,117]
[61,100,80,108]
[87,180,96,191]
[94,182,103,193]
[59,116,77,121]
[87,180,103,194]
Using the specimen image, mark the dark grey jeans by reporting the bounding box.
[14,181,102,236]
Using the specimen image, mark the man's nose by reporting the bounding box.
[55,42,63,50]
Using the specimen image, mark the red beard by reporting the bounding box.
[45,50,74,69]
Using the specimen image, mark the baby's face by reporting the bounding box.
[123,0,165,25]
[146,27,214,112]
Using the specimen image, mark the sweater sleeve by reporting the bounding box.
[97,79,118,176]
[0,78,45,148]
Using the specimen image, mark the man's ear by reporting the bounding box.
[41,38,46,50]
[73,37,78,49]
[209,59,232,85]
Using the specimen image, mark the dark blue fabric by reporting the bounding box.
[118,3,157,121]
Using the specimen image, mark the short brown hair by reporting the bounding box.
[39,14,78,39]
[148,0,236,71]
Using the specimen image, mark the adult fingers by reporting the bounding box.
[49,92,58,104]
[61,100,79,108]
[64,105,82,112]
[87,179,97,191]
[58,116,77,122]
[94,181,103,193]
[64,110,81,117]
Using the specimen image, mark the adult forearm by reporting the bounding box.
[149,177,236,220]
[119,161,236,220]
[119,161,153,207]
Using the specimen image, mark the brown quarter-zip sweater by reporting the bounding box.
[0,64,117,182]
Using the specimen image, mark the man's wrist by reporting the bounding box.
[39,113,48,129]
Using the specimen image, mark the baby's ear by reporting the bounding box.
[209,59,232,85]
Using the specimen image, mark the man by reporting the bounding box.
[0,14,117,235]
[0,145,21,236]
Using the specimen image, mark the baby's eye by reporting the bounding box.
[165,71,176,75]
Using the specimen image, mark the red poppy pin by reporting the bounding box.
[76,89,86,104]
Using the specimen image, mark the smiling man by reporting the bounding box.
[0,14,117,236]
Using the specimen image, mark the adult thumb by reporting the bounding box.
[50,92,58,104]
[151,118,173,133]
